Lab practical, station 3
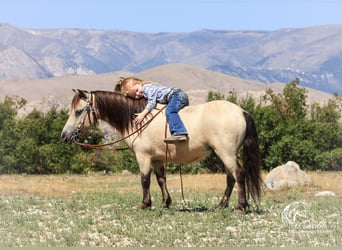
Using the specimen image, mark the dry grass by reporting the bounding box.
[309,171,342,193]
[0,171,340,198]
[0,174,224,197]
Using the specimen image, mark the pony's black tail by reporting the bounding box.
[242,111,262,202]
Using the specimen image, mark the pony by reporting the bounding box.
[61,89,262,211]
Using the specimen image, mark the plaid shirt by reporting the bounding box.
[142,84,173,111]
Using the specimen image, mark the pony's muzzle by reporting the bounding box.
[60,131,71,143]
[61,128,79,144]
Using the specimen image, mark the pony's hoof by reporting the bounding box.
[235,204,250,214]
[137,202,151,210]
[216,202,228,210]
[160,204,170,209]
[234,208,245,214]
[160,200,171,209]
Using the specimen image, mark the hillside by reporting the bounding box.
[0,64,334,115]
[0,23,342,94]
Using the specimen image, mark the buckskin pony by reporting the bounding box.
[61,89,262,211]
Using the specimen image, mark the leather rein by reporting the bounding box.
[73,93,167,151]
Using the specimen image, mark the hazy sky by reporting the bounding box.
[1,0,342,32]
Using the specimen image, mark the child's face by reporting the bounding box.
[125,81,143,99]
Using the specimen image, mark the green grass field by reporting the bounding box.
[0,173,340,247]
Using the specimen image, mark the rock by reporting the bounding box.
[121,170,132,175]
[264,161,311,190]
[314,191,336,197]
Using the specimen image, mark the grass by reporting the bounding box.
[0,172,340,247]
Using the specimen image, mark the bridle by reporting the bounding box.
[70,92,97,144]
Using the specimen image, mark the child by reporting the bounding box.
[115,77,189,143]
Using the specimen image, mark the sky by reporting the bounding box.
[1,0,342,33]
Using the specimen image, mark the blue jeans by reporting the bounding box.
[166,89,189,136]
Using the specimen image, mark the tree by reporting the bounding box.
[264,78,307,120]
[207,90,226,102]
[0,96,26,130]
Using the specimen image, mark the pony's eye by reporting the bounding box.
[75,109,83,116]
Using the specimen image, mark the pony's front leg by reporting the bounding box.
[139,172,152,209]
[136,154,153,209]
[153,161,172,208]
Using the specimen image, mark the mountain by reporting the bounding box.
[0,23,342,94]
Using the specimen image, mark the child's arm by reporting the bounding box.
[134,109,150,124]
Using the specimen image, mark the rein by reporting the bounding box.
[74,94,167,151]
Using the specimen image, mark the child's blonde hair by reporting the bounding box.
[114,77,156,95]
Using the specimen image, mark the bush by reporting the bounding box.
[316,148,342,171]
[70,152,96,174]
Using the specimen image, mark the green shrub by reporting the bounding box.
[316,148,342,171]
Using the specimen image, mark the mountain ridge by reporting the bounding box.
[0,23,342,94]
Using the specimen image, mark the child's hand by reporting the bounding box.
[134,109,150,124]
[134,113,145,124]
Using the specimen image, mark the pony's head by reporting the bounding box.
[61,89,148,143]
[61,89,97,143]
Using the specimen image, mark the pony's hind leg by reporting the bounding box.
[218,161,248,212]
[214,150,244,210]
[235,161,249,211]
[152,161,172,208]
[218,171,235,208]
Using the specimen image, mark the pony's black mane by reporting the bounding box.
[92,91,147,134]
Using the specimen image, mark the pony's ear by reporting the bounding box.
[114,83,122,92]
[114,76,126,92]
[74,89,89,100]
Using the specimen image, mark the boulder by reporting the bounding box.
[264,161,311,190]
